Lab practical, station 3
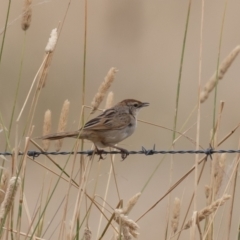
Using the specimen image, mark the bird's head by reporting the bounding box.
[119,99,149,116]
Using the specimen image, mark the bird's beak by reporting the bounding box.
[141,102,149,107]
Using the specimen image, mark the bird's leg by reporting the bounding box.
[106,144,129,160]
[94,146,106,160]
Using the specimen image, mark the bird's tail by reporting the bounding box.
[38,130,80,140]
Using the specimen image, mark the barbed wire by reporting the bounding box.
[1,146,240,159]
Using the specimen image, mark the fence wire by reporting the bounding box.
[1,146,240,159]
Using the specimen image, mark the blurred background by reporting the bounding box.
[1,0,240,239]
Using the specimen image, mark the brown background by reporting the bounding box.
[1,0,240,239]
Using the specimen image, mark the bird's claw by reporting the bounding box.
[94,148,106,160]
[121,150,129,161]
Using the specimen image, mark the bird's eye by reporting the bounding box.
[133,103,138,107]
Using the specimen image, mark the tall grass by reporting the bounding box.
[1,1,240,240]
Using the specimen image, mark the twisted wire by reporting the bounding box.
[0,146,239,159]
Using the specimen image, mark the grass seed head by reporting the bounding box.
[55,100,70,151]
[0,177,21,220]
[91,68,118,113]
[183,194,231,230]
[171,197,181,233]
[42,109,52,151]
[83,227,92,240]
[122,192,141,215]
[21,0,32,31]
[0,171,9,205]
[105,91,114,110]
[200,45,240,103]
[45,28,58,53]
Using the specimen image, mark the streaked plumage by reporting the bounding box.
[39,99,149,159]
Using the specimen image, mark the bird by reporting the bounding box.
[39,99,149,160]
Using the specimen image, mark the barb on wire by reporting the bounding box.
[205,144,214,160]
[1,145,240,160]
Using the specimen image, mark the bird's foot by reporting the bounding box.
[120,149,129,161]
[94,148,106,160]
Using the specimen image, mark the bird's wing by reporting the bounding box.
[83,108,131,131]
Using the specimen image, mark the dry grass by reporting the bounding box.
[200,45,240,103]
[115,209,140,239]
[183,194,231,230]
[82,227,92,240]
[55,99,70,152]
[0,177,21,220]
[0,172,9,206]
[104,91,114,110]
[171,197,181,234]
[1,1,240,240]
[42,110,52,151]
[21,0,32,31]
[91,68,118,113]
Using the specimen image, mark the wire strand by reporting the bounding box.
[0,146,239,159]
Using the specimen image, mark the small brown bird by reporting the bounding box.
[40,99,149,159]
